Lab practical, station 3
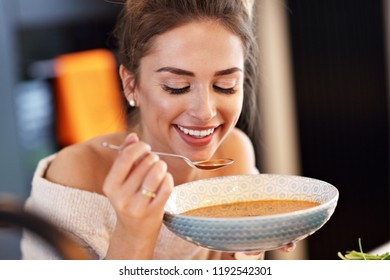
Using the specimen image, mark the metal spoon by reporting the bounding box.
[101,142,233,170]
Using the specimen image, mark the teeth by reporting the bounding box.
[177,125,215,138]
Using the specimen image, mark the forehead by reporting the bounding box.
[142,20,245,72]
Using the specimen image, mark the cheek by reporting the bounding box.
[153,98,171,113]
[141,93,174,119]
[226,95,244,122]
[217,102,241,130]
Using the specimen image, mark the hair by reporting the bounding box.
[113,0,259,138]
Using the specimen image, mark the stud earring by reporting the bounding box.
[129,99,136,107]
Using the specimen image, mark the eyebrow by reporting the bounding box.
[156,67,194,76]
[214,67,243,76]
[156,67,243,77]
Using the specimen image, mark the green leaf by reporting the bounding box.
[338,238,390,260]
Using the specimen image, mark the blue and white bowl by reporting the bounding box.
[163,174,338,252]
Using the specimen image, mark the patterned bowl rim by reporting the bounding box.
[164,173,339,222]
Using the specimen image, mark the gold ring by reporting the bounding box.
[141,188,156,198]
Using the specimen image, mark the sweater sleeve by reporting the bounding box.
[20,155,116,260]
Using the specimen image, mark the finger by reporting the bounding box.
[110,153,161,212]
[279,242,296,253]
[113,133,138,150]
[123,133,139,146]
[150,172,174,210]
[135,160,168,208]
[121,153,160,196]
[104,142,151,194]
[114,141,151,180]
[106,154,163,217]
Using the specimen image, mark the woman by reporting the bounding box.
[21,0,293,259]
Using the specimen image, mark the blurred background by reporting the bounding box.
[0,0,389,259]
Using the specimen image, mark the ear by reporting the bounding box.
[119,65,136,102]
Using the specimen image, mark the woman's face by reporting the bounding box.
[127,20,245,162]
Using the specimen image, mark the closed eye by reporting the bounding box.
[213,85,237,94]
[162,85,191,95]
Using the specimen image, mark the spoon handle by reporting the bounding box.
[101,142,195,168]
[101,142,122,151]
[152,151,187,160]
[152,152,196,168]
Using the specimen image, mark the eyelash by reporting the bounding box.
[162,85,190,94]
[214,86,237,95]
[162,85,236,95]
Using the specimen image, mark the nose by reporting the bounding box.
[187,88,217,122]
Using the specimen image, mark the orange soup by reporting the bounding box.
[181,199,320,218]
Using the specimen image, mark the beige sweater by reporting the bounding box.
[21,154,221,260]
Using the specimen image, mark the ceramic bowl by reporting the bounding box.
[163,174,338,252]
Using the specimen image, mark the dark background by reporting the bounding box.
[287,0,390,259]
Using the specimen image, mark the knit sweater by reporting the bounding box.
[21,154,221,260]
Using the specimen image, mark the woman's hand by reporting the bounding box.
[278,242,296,253]
[103,133,174,259]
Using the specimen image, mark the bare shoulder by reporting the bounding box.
[45,135,118,194]
[216,128,257,175]
[224,128,255,151]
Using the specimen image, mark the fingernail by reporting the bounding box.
[151,153,160,162]
[145,144,151,151]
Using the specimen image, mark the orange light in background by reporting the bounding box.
[54,49,126,147]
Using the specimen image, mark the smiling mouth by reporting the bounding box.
[176,125,216,138]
